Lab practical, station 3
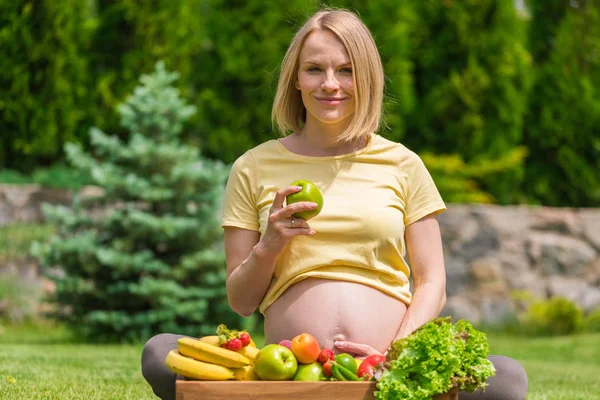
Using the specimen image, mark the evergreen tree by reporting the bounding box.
[0,1,91,171]
[87,0,209,147]
[399,0,532,204]
[523,0,600,206]
[32,62,244,342]
[187,0,317,163]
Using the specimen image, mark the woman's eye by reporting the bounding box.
[340,68,353,74]
[308,67,321,72]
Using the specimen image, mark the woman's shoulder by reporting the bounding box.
[370,134,422,162]
[232,139,281,164]
[250,139,281,154]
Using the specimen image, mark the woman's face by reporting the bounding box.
[296,30,355,129]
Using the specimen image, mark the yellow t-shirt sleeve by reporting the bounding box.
[221,152,260,231]
[403,152,447,226]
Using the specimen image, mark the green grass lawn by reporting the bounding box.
[487,332,600,400]
[0,323,598,399]
[0,322,155,400]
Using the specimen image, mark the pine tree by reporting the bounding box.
[399,0,532,204]
[0,0,91,171]
[32,62,244,342]
[523,1,600,206]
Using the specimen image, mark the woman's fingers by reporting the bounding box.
[287,217,315,236]
[265,186,318,242]
[334,341,382,358]
[268,213,312,233]
[258,186,318,258]
[271,186,319,217]
[268,200,318,227]
[281,201,319,219]
[271,185,303,211]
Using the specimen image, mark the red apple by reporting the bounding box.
[278,340,293,350]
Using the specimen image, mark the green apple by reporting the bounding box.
[254,344,298,381]
[286,180,324,220]
[292,362,325,381]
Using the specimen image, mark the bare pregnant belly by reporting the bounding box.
[263,278,408,356]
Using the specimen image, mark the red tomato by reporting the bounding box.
[317,348,335,364]
[322,360,333,377]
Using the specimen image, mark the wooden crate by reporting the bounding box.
[176,381,459,400]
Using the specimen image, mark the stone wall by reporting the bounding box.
[1,185,599,323]
[439,204,600,325]
[0,184,73,227]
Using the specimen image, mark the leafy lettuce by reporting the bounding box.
[374,317,495,400]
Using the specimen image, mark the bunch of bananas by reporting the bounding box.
[164,335,261,381]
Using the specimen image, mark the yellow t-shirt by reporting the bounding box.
[221,133,446,314]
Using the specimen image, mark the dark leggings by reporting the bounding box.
[141,333,528,400]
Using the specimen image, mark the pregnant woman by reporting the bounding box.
[142,8,528,400]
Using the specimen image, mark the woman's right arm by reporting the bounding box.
[225,186,317,317]
[224,227,276,317]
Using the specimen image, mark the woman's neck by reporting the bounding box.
[284,130,367,157]
[288,118,365,157]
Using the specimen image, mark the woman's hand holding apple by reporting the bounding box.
[256,185,318,259]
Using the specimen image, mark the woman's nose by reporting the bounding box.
[321,72,340,91]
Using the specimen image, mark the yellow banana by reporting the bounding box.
[234,365,260,381]
[199,335,220,346]
[237,344,260,364]
[164,350,234,381]
[198,336,259,364]
[178,337,250,368]
[199,335,257,348]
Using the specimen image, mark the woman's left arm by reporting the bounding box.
[393,212,446,340]
[334,212,446,357]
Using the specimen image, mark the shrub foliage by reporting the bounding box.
[3,1,600,207]
[523,0,600,206]
[32,63,244,342]
[0,1,92,171]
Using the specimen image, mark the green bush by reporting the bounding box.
[523,296,584,336]
[583,308,600,333]
[86,0,211,153]
[0,1,93,172]
[180,0,316,163]
[0,274,39,322]
[0,164,92,190]
[5,1,600,207]
[32,62,245,343]
[523,1,600,206]
[0,223,55,259]
[423,147,527,203]
[396,0,532,204]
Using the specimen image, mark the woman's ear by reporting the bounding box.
[295,79,300,90]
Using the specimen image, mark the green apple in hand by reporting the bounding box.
[254,344,298,380]
[293,362,326,381]
[286,180,324,220]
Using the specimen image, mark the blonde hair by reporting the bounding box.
[271,8,385,143]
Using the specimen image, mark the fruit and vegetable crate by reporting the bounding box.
[175,381,459,400]
[167,321,492,400]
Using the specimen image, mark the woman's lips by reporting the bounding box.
[316,97,346,105]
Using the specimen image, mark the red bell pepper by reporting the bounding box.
[356,354,386,379]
